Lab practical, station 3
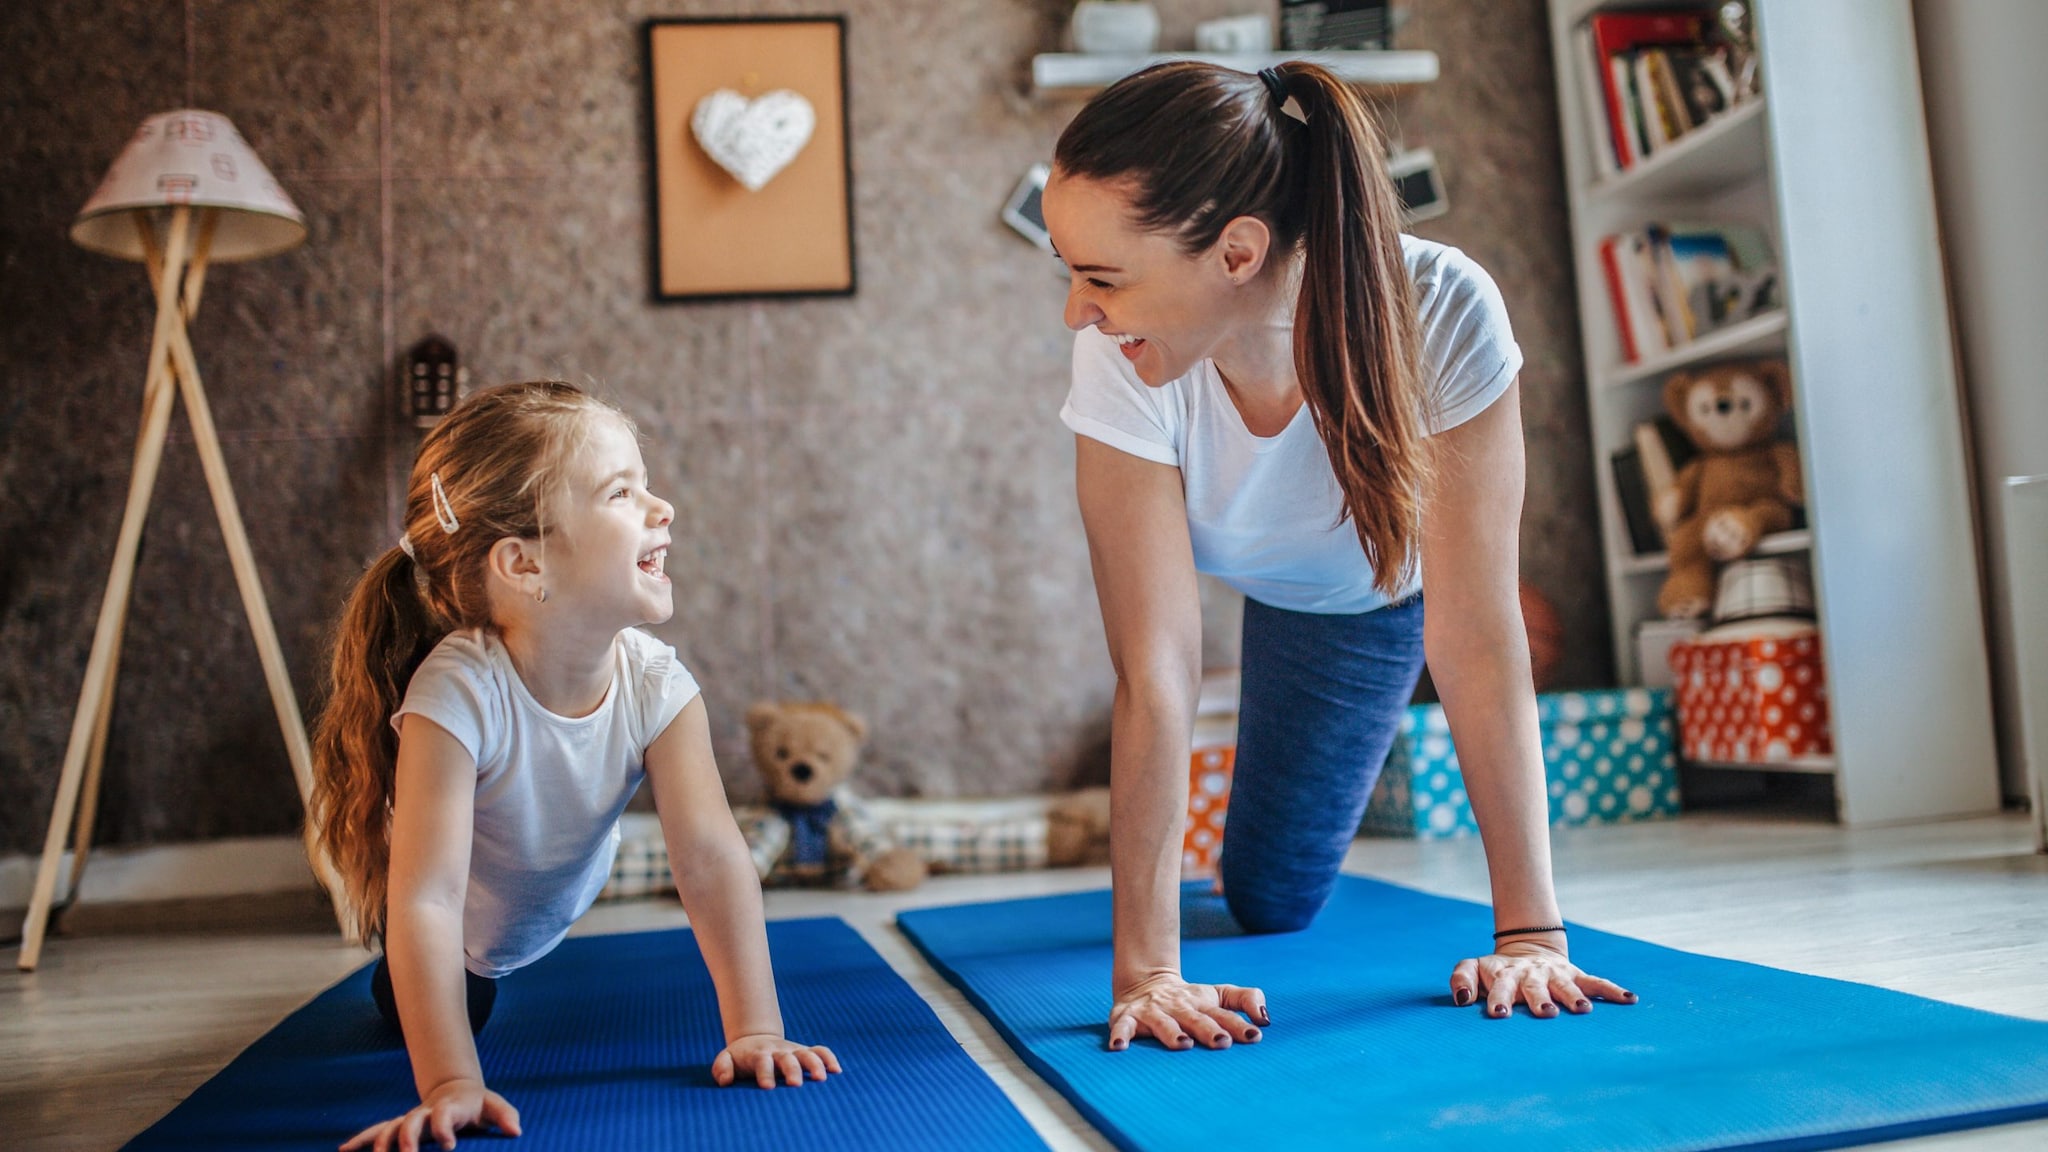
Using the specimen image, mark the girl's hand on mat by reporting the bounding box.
[1449,940,1637,1020]
[713,1033,843,1089]
[339,1078,521,1152]
[1107,973,1268,1051]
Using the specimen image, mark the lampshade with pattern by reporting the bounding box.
[70,109,304,262]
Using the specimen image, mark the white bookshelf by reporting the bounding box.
[1030,50,1438,98]
[1547,0,2000,823]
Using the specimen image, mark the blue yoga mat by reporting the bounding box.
[125,916,1044,1151]
[898,876,2048,1152]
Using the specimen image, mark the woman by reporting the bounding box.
[1043,62,1635,1053]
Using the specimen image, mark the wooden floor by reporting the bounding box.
[6,808,2047,1151]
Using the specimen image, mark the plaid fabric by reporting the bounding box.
[598,798,1057,900]
[599,813,676,900]
[885,813,1048,873]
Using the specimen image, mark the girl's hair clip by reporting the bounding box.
[429,471,461,534]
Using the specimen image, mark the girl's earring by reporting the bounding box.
[534,587,548,604]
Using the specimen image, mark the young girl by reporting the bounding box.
[311,380,839,1152]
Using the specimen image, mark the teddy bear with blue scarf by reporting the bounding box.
[738,700,927,892]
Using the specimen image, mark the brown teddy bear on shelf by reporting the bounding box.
[738,700,926,892]
[1655,358,1803,619]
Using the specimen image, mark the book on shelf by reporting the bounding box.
[1611,444,1657,555]
[1577,5,1759,175]
[1573,24,1619,179]
[1611,417,1701,556]
[1634,420,1680,518]
[1600,222,1778,363]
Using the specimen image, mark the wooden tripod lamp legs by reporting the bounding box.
[16,207,354,972]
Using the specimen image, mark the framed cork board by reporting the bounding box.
[643,16,855,301]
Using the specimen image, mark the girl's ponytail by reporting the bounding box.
[310,546,446,942]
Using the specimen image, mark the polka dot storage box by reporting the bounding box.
[1183,744,1235,877]
[1361,688,1682,839]
[1669,625,1832,765]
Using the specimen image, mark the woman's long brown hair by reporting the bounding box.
[1054,61,1429,595]
[309,380,620,943]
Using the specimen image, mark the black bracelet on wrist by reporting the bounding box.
[1492,925,1567,939]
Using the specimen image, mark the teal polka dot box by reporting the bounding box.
[1361,688,1681,839]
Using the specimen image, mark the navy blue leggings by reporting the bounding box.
[371,955,498,1036]
[1219,595,1426,934]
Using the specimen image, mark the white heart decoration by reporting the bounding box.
[690,88,816,192]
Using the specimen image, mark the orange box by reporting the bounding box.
[1183,745,1235,877]
[1670,631,1832,765]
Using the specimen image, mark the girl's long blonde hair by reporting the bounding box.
[310,380,623,942]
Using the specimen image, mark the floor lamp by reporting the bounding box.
[17,110,353,971]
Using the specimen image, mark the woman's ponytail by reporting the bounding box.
[1279,63,1429,595]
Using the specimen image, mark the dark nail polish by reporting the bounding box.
[1493,1005,1509,1017]
[1244,1028,1260,1041]
[1454,990,1471,1007]
[1577,1000,1591,1012]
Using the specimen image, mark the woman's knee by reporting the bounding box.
[1223,883,1323,935]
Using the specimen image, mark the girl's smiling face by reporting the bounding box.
[543,414,676,630]
[1043,170,1249,387]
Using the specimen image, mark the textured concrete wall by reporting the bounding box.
[0,0,1602,855]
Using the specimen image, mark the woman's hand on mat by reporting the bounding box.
[1448,940,1636,1019]
[1107,972,1268,1051]
[713,1033,844,1088]
[339,1077,521,1152]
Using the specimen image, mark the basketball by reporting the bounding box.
[1521,581,1565,691]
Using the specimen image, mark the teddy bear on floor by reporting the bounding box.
[1655,358,1803,619]
[739,700,927,892]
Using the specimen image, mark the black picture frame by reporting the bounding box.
[642,15,858,303]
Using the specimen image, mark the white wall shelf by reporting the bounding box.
[1588,99,1768,204]
[1617,529,1810,577]
[1600,308,1788,390]
[1030,50,1438,97]
[1549,0,1999,824]
[1690,755,1837,775]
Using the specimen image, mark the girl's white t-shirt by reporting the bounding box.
[390,626,699,977]
[1059,235,1522,615]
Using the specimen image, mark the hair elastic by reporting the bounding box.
[429,471,461,534]
[1257,67,1308,124]
[397,533,416,560]
[1493,925,1568,940]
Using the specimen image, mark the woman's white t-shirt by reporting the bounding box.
[390,626,699,977]
[1059,235,1522,615]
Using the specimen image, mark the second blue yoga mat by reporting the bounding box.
[898,875,2048,1151]
[124,916,1044,1151]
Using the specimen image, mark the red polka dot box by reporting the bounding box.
[1669,631,1833,766]
[1362,689,1682,839]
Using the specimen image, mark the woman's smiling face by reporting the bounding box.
[1043,169,1247,387]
